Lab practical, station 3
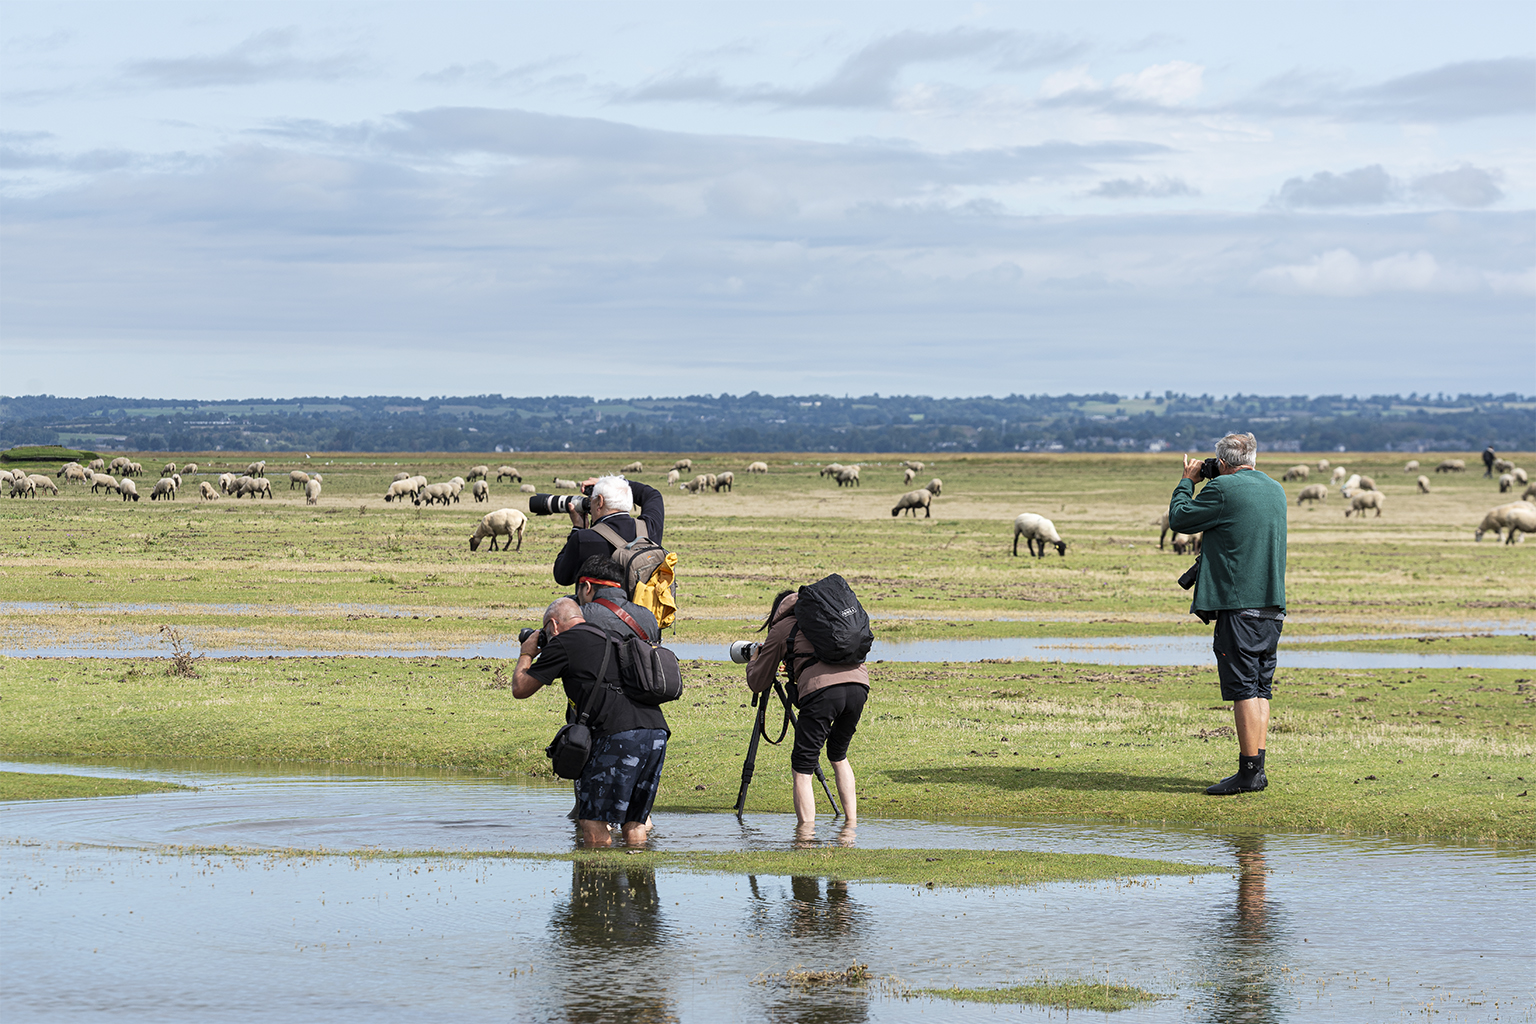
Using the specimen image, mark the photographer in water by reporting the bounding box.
[743,585,869,826]
[1169,432,1287,796]
[551,475,665,588]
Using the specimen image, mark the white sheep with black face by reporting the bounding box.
[305,479,322,505]
[150,478,177,500]
[199,481,219,501]
[1296,484,1327,505]
[1417,476,1431,494]
[1475,501,1536,542]
[1403,460,1419,473]
[466,465,490,481]
[469,508,528,551]
[1345,491,1385,518]
[835,466,860,487]
[496,466,522,482]
[713,471,734,492]
[1013,513,1067,557]
[891,488,933,518]
[473,480,489,502]
[290,470,310,489]
[1282,464,1310,481]
[925,478,943,497]
[746,461,768,474]
[118,478,140,501]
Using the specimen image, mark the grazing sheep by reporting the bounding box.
[1330,466,1348,485]
[1514,468,1529,484]
[746,461,768,474]
[218,472,238,495]
[127,462,143,476]
[1340,474,1362,498]
[1524,482,1536,503]
[553,477,579,490]
[925,478,943,497]
[473,480,489,502]
[1171,532,1203,555]
[1417,475,1431,494]
[182,463,197,476]
[199,481,219,500]
[8,474,35,498]
[1316,459,1330,471]
[27,474,59,495]
[903,467,916,485]
[620,461,643,474]
[469,508,528,552]
[680,475,708,494]
[466,465,490,481]
[1500,473,1515,493]
[1357,474,1377,493]
[87,458,105,472]
[310,474,321,484]
[394,471,411,482]
[60,464,88,484]
[247,460,266,477]
[172,474,181,491]
[414,482,452,506]
[666,469,681,486]
[891,488,934,518]
[1435,459,1466,473]
[901,460,925,472]
[89,473,118,494]
[150,478,177,501]
[835,466,860,487]
[1403,460,1419,473]
[672,459,693,472]
[1153,510,1173,548]
[305,479,322,505]
[520,483,537,494]
[1503,504,1536,545]
[1492,457,1514,474]
[1296,484,1328,505]
[108,457,130,474]
[238,477,272,499]
[495,466,522,483]
[118,478,139,502]
[819,463,845,478]
[56,461,80,478]
[289,470,310,489]
[1345,491,1385,518]
[1013,513,1067,557]
[1475,501,1536,543]
[161,462,177,477]
[448,477,466,502]
[713,471,734,492]
[704,473,718,491]
[1282,464,1310,481]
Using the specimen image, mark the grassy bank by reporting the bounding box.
[3,655,1530,842]
[0,770,190,801]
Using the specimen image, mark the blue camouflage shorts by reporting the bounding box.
[576,728,668,825]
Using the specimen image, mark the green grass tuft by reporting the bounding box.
[0,770,191,801]
[915,979,1164,1011]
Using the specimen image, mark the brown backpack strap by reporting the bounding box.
[595,597,649,642]
[590,521,627,550]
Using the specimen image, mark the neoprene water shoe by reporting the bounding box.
[1205,771,1267,795]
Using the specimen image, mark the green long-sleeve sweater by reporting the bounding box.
[1169,470,1287,613]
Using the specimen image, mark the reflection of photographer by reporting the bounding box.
[743,577,872,825]
[549,476,665,588]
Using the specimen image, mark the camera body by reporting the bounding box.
[518,626,548,647]
[1196,457,1223,481]
[728,640,761,665]
[528,492,591,517]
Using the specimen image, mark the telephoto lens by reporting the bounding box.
[728,640,760,664]
[528,494,590,516]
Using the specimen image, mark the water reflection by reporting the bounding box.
[1206,835,1286,1024]
[546,860,677,1022]
[748,874,871,1024]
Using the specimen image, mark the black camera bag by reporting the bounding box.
[785,573,873,682]
[545,633,613,779]
[595,598,683,705]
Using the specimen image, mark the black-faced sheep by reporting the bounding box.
[305,479,322,505]
[1500,473,1515,493]
[161,462,177,477]
[238,477,272,499]
[150,478,177,501]
[126,462,142,476]
[1502,504,1536,544]
[219,472,238,494]
[713,471,734,492]
[495,466,522,483]
[819,463,844,478]
[1317,459,1330,471]
[199,481,219,501]
[666,469,681,486]
[1475,501,1536,542]
[469,508,528,551]
[903,467,916,485]
[1296,484,1327,505]
[89,473,117,494]
[394,471,411,482]
[1514,468,1529,485]
[8,474,35,498]
[620,461,643,474]
[118,478,139,501]
[835,466,860,487]
[892,488,933,517]
[414,482,452,506]
[290,470,310,489]
[27,474,59,495]
[901,460,925,472]
[60,464,88,484]
[553,477,579,490]
[1013,513,1066,557]
[1153,510,1173,548]
[1171,532,1203,555]
[1435,459,1466,473]
[108,457,130,474]
[473,480,489,502]
[384,479,413,502]
[1345,491,1384,518]
[447,477,465,503]
[56,462,80,479]
[1282,464,1310,481]
[247,460,266,477]
[466,465,490,481]
[1403,460,1419,473]
[520,483,536,494]
[680,475,708,494]
[1492,457,1514,474]
[87,458,105,472]
[1417,476,1431,494]
[746,461,768,474]
[672,459,692,472]
[182,463,198,476]
[925,478,943,497]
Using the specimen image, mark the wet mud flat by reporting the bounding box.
[3,761,1533,1023]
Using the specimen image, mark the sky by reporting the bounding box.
[1,1,1533,400]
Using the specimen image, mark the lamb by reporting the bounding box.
[199,481,219,500]
[1500,473,1515,493]
[469,508,528,552]
[118,478,139,501]
[495,466,522,482]
[903,467,916,485]
[161,462,177,477]
[672,459,693,472]
[1417,475,1431,494]
[1330,466,1348,485]
[27,474,59,495]
[88,458,105,472]
[150,478,177,501]
[713,471,734,492]
[1403,460,1419,473]
[891,488,934,518]
[1296,484,1327,505]
[1345,491,1385,518]
[1492,457,1514,474]
[620,461,643,474]
[901,460,925,471]
[746,461,768,474]
[305,479,322,505]
[1316,459,1330,471]
[219,472,238,495]
[553,477,579,490]
[1282,464,1310,481]
[925,478,943,497]
[1435,459,1466,473]
[1475,501,1536,542]
[1013,513,1067,557]
[473,480,489,502]
[835,466,860,487]
[666,469,681,486]
[89,473,118,494]
[247,460,266,477]
[289,470,310,489]
[466,465,490,481]
[182,463,198,476]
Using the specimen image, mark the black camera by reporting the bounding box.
[1177,556,1201,591]
[528,493,590,517]
[518,626,547,646]
[1196,458,1223,481]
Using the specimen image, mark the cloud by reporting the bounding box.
[1037,60,1205,113]
[1252,248,1532,296]
[1269,165,1394,208]
[120,28,364,88]
[1087,176,1198,199]
[1247,57,1536,124]
[1411,165,1504,208]
[418,56,576,88]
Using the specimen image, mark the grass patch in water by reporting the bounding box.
[0,770,190,801]
[915,979,1163,1011]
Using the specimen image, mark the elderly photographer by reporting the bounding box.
[1169,432,1288,796]
[513,598,668,847]
[552,475,665,588]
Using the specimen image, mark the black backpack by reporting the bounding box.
[785,573,873,682]
[595,598,684,706]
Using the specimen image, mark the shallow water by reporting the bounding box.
[2,760,1532,1022]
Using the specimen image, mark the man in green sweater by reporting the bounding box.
[1170,432,1287,795]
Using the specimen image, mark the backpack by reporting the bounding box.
[785,573,873,682]
[591,521,677,629]
[595,598,684,706]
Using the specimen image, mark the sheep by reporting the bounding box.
[666,469,681,486]
[172,473,181,490]
[218,472,238,494]
[87,458,105,472]
[8,474,35,498]
[108,457,130,474]
[903,467,916,485]
[89,473,118,494]
[620,461,643,474]
[310,474,321,484]
[520,483,536,494]
[469,508,528,552]
[553,477,579,490]
[118,478,140,502]
[61,464,88,484]
[1411,475,1429,494]
[238,477,272,499]
[1525,482,1536,503]
[1503,504,1536,545]
[473,480,489,502]
[150,478,177,501]
[1514,468,1529,484]
[289,470,310,489]
[199,481,219,500]
[127,462,143,476]
[713,471,735,492]
[56,461,80,478]
[1492,457,1514,474]
[1403,460,1420,473]
[681,475,708,494]
[1316,459,1330,471]
[820,463,845,478]
[1340,474,1362,498]
[1296,484,1328,505]
[466,465,490,481]
[1435,459,1466,473]
[1475,501,1536,543]
[161,462,177,477]
[1345,491,1385,518]
[1013,513,1067,557]
[448,476,466,502]
[495,466,522,483]
[182,462,198,476]
[901,460,925,472]
[414,482,452,506]
[27,474,59,495]
[305,479,322,505]
[704,473,718,490]
[892,488,934,518]
[1356,474,1377,493]
[1330,466,1348,485]
[1282,464,1310,481]
[746,461,768,474]
[925,478,943,497]
[1171,532,1203,555]
[835,466,860,487]
[1153,510,1173,548]
[247,460,266,476]
[394,471,411,482]
[1500,473,1515,493]
[672,459,693,472]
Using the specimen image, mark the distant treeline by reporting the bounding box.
[1,392,1530,454]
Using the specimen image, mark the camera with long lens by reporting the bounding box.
[728,640,761,665]
[528,493,591,517]
[1196,457,1223,481]
[518,626,548,647]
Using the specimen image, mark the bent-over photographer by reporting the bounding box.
[513,598,668,847]
[1170,432,1287,796]
[574,555,659,644]
[551,476,665,587]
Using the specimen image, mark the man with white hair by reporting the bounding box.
[551,475,665,588]
[1170,432,1288,796]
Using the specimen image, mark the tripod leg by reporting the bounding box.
[734,692,769,817]
[775,682,841,819]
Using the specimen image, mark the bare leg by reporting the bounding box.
[830,759,857,824]
[621,819,651,845]
[792,771,817,824]
[1234,698,1270,756]
[579,819,612,848]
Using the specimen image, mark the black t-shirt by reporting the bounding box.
[527,623,668,737]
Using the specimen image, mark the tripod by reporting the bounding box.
[734,680,840,818]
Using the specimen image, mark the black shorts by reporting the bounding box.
[791,683,867,775]
[576,728,667,824]
[1213,611,1283,702]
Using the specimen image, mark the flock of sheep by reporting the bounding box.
[6,458,329,506]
